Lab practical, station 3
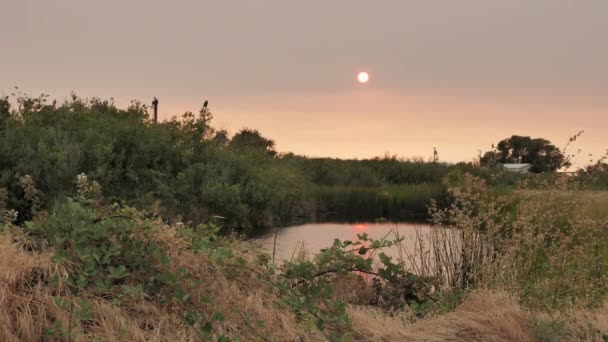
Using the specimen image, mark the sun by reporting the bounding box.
[357,72,369,84]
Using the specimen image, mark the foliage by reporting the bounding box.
[7,92,593,234]
[19,178,237,340]
[424,174,608,309]
[4,92,608,341]
[481,135,568,172]
[278,232,438,337]
[575,152,608,190]
[530,317,574,342]
[312,184,443,222]
[0,92,470,234]
[5,175,443,341]
[229,128,277,156]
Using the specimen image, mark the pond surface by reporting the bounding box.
[253,222,432,264]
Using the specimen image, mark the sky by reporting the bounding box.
[1,0,607,165]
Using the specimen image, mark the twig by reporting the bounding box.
[272,227,279,266]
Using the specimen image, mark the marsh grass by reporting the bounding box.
[314,173,608,340]
[375,174,608,340]
[0,230,540,342]
[3,172,608,341]
[312,183,442,222]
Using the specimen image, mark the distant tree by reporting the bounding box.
[0,96,10,126]
[212,129,230,146]
[580,162,608,175]
[230,129,277,156]
[481,135,568,173]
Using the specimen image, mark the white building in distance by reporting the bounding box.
[502,163,532,173]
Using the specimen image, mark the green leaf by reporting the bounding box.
[108,265,129,279]
[54,297,67,309]
[316,319,325,331]
[161,271,177,285]
[213,312,225,322]
[174,287,191,303]
[76,274,88,287]
[159,253,170,268]
[75,299,94,321]
[236,256,247,266]
[379,252,391,265]
[48,275,60,289]
[95,279,109,290]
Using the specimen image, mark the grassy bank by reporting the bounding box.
[0,178,521,341]
[0,227,542,341]
[2,173,608,341]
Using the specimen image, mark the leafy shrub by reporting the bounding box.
[423,174,608,309]
[12,176,442,340]
[0,92,471,234]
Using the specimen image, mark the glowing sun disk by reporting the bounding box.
[357,72,369,83]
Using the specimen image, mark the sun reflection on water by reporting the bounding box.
[354,223,368,230]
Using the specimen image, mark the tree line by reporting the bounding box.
[1,93,603,234]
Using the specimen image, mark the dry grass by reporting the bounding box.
[3,226,608,341]
[0,226,327,342]
[530,302,608,341]
[346,176,608,341]
[143,224,328,341]
[2,173,608,341]
[0,234,64,341]
[0,232,193,341]
[0,233,539,342]
[350,291,534,342]
[350,290,608,342]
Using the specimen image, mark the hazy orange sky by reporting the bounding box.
[2,1,607,166]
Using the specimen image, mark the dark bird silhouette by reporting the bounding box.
[203,100,208,109]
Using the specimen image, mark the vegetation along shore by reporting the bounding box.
[1,94,608,341]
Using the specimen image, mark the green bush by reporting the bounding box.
[2,92,519,235]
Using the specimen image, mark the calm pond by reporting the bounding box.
[253,222,432,263]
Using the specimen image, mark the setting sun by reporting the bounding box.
[357,72,369,83]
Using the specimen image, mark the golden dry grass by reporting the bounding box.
[1,234,538,342]
[350,291,534,342]
[532,302,608,341]
[0,232,174,341]
[0,227,326,341]
[1,219,606,341]
[0,232,541,342]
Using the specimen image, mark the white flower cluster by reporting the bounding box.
[5,209,18,223]
[77,172,88,185]
[77,173,89,197]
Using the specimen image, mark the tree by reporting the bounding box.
[229,129,277,156]
[0,97,10,130]
[481,135,568,173]
[580,162,608,175]
[212,129,230,146]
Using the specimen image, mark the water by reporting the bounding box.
[253,222,432,264]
